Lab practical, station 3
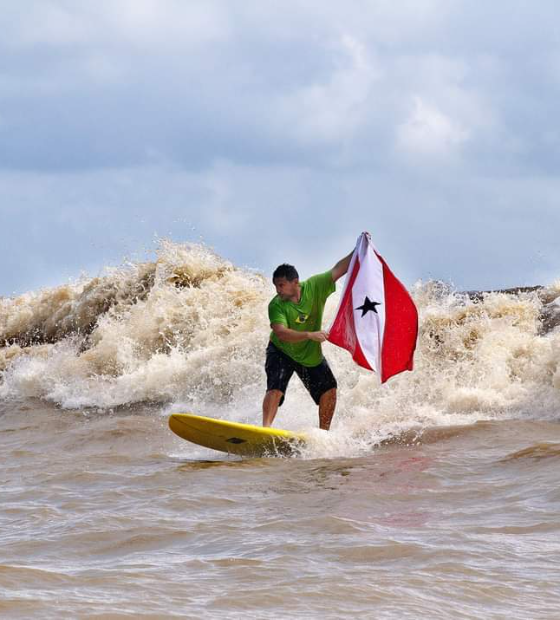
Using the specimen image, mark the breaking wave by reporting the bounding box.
[1,239,560,444]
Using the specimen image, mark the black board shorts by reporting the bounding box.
[265,341,337,406]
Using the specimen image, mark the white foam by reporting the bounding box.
[1,240,560,451]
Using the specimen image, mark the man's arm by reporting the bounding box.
[271,324,328,343]
[331,251,354,282]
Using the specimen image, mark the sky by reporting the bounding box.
[1,0,560,296]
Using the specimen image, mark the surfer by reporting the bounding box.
[263,253,353,430]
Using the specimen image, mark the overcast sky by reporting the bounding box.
[1,0,559,296]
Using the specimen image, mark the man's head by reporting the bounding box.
[272,264,299,301]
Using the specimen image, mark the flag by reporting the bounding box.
[328,232,418,383]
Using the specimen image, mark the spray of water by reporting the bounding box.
[1,240,559,455]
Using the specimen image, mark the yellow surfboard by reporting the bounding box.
[168,413,306,457]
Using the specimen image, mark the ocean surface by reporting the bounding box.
[1,241,560,619]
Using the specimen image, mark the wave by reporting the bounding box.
[501,442,560,462]
[1,240,560,437]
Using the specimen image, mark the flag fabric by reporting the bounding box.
[328,232,418,383]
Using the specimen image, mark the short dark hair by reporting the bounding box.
[272,264,299,282]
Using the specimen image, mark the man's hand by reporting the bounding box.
[308,330,329,343]
[272,324,330,343]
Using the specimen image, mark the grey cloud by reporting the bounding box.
[1,1,559,295]
[1,1,559,173]
[2,163,559,297]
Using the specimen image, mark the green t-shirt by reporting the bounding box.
[268,270,336,367]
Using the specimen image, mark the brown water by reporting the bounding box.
[1,400,560,619]
[1,242,560,618]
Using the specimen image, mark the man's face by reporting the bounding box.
[274,277,299,301]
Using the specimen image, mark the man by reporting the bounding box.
[263,252,353,431]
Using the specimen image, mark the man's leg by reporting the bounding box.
[297,358,337,431]
[262,389,284,427]
[318,388,336,430]
[263,342,293,428]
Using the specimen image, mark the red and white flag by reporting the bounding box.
[328,232,418,383]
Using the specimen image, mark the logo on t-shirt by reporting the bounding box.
[295,313,309,324]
